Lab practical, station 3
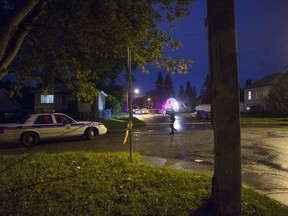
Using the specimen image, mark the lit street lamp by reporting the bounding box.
[134,88,140,95]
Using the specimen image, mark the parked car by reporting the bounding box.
[0,113,107,147]
[190,110,209,120]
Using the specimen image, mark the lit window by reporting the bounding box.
[246,107,250,111]
[248,91,251,100]
[41,95,54,104]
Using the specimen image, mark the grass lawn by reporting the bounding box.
[0,152,287,215]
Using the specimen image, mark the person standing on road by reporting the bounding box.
[169,108,177,134]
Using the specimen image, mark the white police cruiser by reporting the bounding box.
[0,113,107,147]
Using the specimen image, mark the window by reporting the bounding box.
[41,95,54,104]
[35,115,53,124]
[54,114,74,124]
[248,91,251,100]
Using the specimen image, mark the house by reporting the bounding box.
[33,85,108,120]
[244,72,283,112]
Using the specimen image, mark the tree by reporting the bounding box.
[1,0,194,100]
[164,73,175,98]
[154,72,165,109]
[266,71,288,116]
[207,0,241,215]
[185,80,197,106]
[199,73,211,104]
[104,81,126,115]
[0,0,52,80]
[177,84,185,102]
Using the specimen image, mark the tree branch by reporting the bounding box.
[0,0,51,80]
[0,0,40,60]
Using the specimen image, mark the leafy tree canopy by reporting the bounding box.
[1,0,194,102]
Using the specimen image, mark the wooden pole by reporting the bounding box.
[207,0,241,215]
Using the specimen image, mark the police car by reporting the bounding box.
[0,113,107,147]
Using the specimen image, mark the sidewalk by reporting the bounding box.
[141,155,288,206]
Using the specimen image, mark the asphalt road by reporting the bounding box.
[0,113,287,205]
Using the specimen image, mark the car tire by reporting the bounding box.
[21,132,39,147]
[85,128,97,140]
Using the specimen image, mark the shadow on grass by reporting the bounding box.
[190,197,215,216]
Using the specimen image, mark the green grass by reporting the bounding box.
[0,152,287,215]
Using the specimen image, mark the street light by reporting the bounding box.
[132,88,140,109]
[134,88,140,95]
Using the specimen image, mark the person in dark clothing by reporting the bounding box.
[169,108,177,134]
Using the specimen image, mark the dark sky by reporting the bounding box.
[128,0,288,97]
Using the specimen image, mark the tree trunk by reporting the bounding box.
[207,0,241,215]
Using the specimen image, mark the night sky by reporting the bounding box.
[129,0,288,97]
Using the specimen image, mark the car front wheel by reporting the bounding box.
[21,132,39,147]
[85,128,97,140]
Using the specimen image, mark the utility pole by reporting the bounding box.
[207,0,241,215]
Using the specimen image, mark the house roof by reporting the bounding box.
[245,72,283,89]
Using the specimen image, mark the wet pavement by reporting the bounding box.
[134,119,288,206]
[128,114,288,206]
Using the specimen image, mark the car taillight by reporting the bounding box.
[0,127,5,134]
